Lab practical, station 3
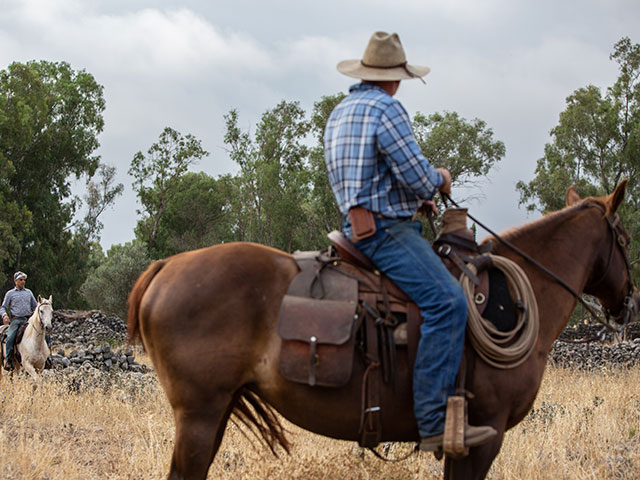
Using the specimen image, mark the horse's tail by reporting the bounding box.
[127,260,167,345]
[233,388,291,456]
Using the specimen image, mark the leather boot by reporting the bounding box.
[419,424,497,452]
[3,355,13,371]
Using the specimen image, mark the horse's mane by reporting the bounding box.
[483,196,607,245]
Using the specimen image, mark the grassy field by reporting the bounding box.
[1,362,639,479]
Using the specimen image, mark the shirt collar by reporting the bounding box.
[349,82,389,95]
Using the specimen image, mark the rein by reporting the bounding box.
[441,194,635,339]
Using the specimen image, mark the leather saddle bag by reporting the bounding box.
[279,295,360,387]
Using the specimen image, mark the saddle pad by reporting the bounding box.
[484,267,517,332]
[279,295,359,387]
[287,251,358,302]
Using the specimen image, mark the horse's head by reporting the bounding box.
[36,295,54,333]
[567,180,640,324]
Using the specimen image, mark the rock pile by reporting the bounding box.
[52,310,127,345]
[47,310,149,373]
[558,322,640,343]
[550,338,640,370]
[49,343,149,373]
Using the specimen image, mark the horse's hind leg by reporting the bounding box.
[168,390,236,480]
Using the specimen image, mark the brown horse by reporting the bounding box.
[128,181,639,480]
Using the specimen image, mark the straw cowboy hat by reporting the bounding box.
[337,31,430,82]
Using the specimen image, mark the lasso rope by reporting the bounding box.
[460,255,539,369]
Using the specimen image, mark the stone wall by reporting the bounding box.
[48,310,148,373]
[43,310,640,373]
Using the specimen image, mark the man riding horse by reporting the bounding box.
[1,271,50,370]
[324,31,496,451]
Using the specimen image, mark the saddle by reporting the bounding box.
[0,322,27,366]
[278,209,517,448]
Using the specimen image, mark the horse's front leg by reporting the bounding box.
[21,361,43,390]
[443,431,505,480]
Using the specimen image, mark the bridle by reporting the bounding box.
[31,300,52,336]
[584,202,637,327]
[442,195,638,338]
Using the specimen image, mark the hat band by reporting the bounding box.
[360,60,426,84]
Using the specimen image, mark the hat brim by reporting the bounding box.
[337,59,430,81]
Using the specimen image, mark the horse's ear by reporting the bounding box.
[566,186,581,206]
[48,295,53,305]
[609,179,628,213]
[38,295,42,303]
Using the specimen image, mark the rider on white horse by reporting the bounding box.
[1,271,48,370]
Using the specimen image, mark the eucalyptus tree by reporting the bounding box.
[224,101,312,252]
[144,172,236,258]
[306,93,346,246]
[516,37,640,272]
[129,127,209,256]
[0,60,110,305]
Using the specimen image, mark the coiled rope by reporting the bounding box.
[459,255,539,369]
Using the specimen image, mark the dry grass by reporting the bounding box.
[1,363,639,479]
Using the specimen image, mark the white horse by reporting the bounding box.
[9,296,53,386]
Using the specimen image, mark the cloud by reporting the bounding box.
[1,0,637,249]
[356,0,514,26]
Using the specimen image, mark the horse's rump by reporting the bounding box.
[127,259,167,344]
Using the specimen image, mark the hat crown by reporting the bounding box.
[361,32,407,67]
[336,31,430,82]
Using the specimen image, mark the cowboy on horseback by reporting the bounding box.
[1,271,40,370]
[324,31,497,452]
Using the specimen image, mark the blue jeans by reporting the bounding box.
[5,316,27,358]
[347,218,468,437]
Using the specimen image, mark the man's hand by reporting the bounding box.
[2,314,9,325]
[437,168,452,195]
[418,200,440,217]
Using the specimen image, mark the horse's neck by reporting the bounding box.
[491,205,601,347]
[24,314,44,340]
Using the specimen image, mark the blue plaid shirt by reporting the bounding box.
[324,83,442,219]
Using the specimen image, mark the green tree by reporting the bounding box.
[516,37,640,268]
[413,111,506,196]
[146,172,236,258]
[224,101,312,252]
[409,111,504,240]
[0,60,108,305]
[305,94,346,246]
[74,164,124,248]
[80,240,152,320]
[130,127,209,256]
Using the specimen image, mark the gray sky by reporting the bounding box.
[1,0,637,250]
